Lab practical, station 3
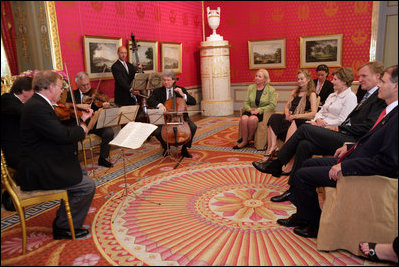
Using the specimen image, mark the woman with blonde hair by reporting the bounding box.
[256,69,318,162]
[234,69,276,149]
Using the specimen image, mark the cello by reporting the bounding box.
[130,33,149,123]
[161,81,191,147]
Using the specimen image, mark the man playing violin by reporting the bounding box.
[65,72,114,168]
[147,70,197,158]
[15,70,95,240]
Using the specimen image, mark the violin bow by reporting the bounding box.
[89,65,107,106]
[64,62,80,126]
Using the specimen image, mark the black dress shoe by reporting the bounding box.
[271,190,291,202]
[277,213,309,228]
[181,148,192,158]
[98,157,113,168]
[53,228,90,240]
[293,224,319,238]
[233,143,248,149]
[252,159,283,177]
[53,220,90,240]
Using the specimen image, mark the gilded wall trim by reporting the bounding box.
[369,1,380,61]
[45,1,63,70]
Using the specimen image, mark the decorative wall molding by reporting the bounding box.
[45,1,63,70]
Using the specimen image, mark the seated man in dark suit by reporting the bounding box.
[1,76,34,168]
[1,76,33,211]
[253,61,387,202]
[15,70,96,240]
[65,72,114,168]
[147,70,197,158]
[276,65,398,238]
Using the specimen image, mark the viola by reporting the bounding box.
[161,87,191,146]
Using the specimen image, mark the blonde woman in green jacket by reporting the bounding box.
[234,69,276,149]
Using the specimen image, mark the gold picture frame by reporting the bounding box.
[128,39,158,73]
[83,35,122,80]
[300,34,343,68]
[248,38,286,69]
[161,42,182,74]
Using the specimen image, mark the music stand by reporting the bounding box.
[109,122,160,224]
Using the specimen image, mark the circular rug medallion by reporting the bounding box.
[92,162,358,266]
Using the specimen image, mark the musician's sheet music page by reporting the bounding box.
[109,122,157,149]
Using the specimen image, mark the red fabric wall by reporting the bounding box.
[55,1,203,97]
[204,1,373,83]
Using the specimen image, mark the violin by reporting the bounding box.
[161,84,191,146]
[54,102,90,121]
[82,88,112,108]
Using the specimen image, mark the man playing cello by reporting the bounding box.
[147,70,197,158]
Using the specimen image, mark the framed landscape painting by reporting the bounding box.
[128,39,158,73]
[83,35,122,80]
[161,42,182,74]
[300,34,343,68]
[248,38,286,69]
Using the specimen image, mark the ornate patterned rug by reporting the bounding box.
[1,117,390,266]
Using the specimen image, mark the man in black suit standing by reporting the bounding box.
[15,70,96,240]
[111,46,141,107]
[276,65,398,238]
[253,61,387,202]
[65,72,114,168]
[147,70,197,158]
[1,76,33,211]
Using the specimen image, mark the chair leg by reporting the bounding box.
[63,198,75,240]
[89,140,96,178]
[81,142,88,170]
[16,206,27,255]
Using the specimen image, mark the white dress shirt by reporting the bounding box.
[313,87,357,126]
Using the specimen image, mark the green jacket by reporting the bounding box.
[243,84,276,114]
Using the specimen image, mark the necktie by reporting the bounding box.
[167,88,173,99]
[123,62,129,73]
[358,91,370,106]
[342,91,371,126]
[337,108,387,163]
[369,108,387,131]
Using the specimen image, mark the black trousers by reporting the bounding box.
[288,157,338,227]
[153,120,197,150]
[89,127,114,159]
[277,124,357,186]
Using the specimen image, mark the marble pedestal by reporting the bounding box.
[200,40,233,116]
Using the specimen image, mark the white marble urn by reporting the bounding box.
[206,7,223,41]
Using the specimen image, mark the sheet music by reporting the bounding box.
[109,122,157,149]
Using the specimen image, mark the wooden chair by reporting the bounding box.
[1,150,75,255]
[79,133,102,177]
[317,173,398,256]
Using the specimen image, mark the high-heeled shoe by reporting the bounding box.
[256,148,278,163]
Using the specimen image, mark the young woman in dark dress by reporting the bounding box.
[257,69,318,163]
